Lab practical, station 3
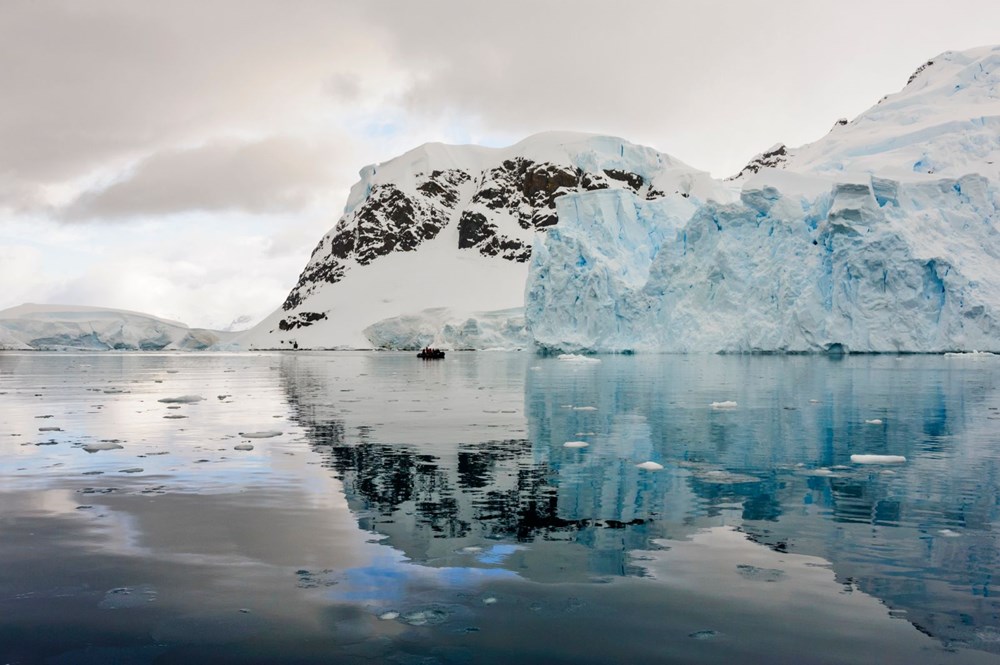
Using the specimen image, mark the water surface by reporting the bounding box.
[1,351,999,663]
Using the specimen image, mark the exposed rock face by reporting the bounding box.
[283,175,465,310]
[281,151,666,312]
[730,144,788,181]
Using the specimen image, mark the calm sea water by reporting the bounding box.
[1,351,1000,664]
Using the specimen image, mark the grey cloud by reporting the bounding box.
[0,1,368,202]
[63,137,335,220]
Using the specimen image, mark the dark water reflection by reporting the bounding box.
[2,351,1000,663]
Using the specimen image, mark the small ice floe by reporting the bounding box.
[696,469,760,485]
[850,454,906,464]
[378,610,400,621]
[563,441,589,448]
[482,596,498,605]
[864,418,883,425]
[557,353,600,363]
[736,564,785,582]
[98,584,158,609]
[710,401,738,410]
[938,529,961,538]
[688,630,720,640]
[233,444,254,451]
[636,461,664,471]
[809,399,820,404]
[237,430,282,438]
[82,442,124,453]
[157,395,204,404]
[399,608,449,626]
[573,406,597,411]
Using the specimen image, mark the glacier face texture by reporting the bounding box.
[526,173,1000,353]
[527,45,1000,353]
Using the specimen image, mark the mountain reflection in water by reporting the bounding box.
[282,353,1000,650]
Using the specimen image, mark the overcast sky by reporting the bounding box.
[2,0,999,328]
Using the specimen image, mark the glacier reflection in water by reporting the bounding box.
[1,351,999,664]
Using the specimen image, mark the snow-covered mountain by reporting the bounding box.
[527,45,1000,353]
[0,304,234,351]
[237,132,730,350]
[732,46,1000,182]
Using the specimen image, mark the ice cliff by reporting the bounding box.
[526,46,1000,353]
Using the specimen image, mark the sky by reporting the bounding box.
[2,0,1000,329]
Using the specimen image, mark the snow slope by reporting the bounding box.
[527,46,1000,353]
[237,132,732,350]
[733,45,1000,182]
[0,303,234,351]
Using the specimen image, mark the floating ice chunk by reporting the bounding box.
[157,395,204,404]
[850,454,906,464]
[938,529,961,537]
[233,444,254,451]
[864,418,883,425]
[378,611,400,621]
[689,630,720,640]
[557,354,600,363]
[82,442,124,453]
[563,441,589,448]
[636,461,664,470]
[482,597,497,605]
[710,401,738,409]
[809,399,820,404]
[99,584,158,609]
[573,406,597,411]
[400,608,449,626]
[237,430,282,438]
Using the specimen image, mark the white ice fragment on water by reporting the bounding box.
[850,454,906,464]
[710,401,738,409]
[482,597,497,605]
[557,353,600,363]
[636,461,664,470]
[157,395,204,404]
[233,444,254,451]
[237,430,282,438]
[938,529,961,537]
[563,441,589,448]
[378,611,400,621]
[809,399,820,404]
[82,442,124,453]
[573,406,597,411]
[864,418,883,425]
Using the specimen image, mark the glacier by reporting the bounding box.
[526,46,1000,353]
[526,172,1000,353]
[0,304,235,351]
